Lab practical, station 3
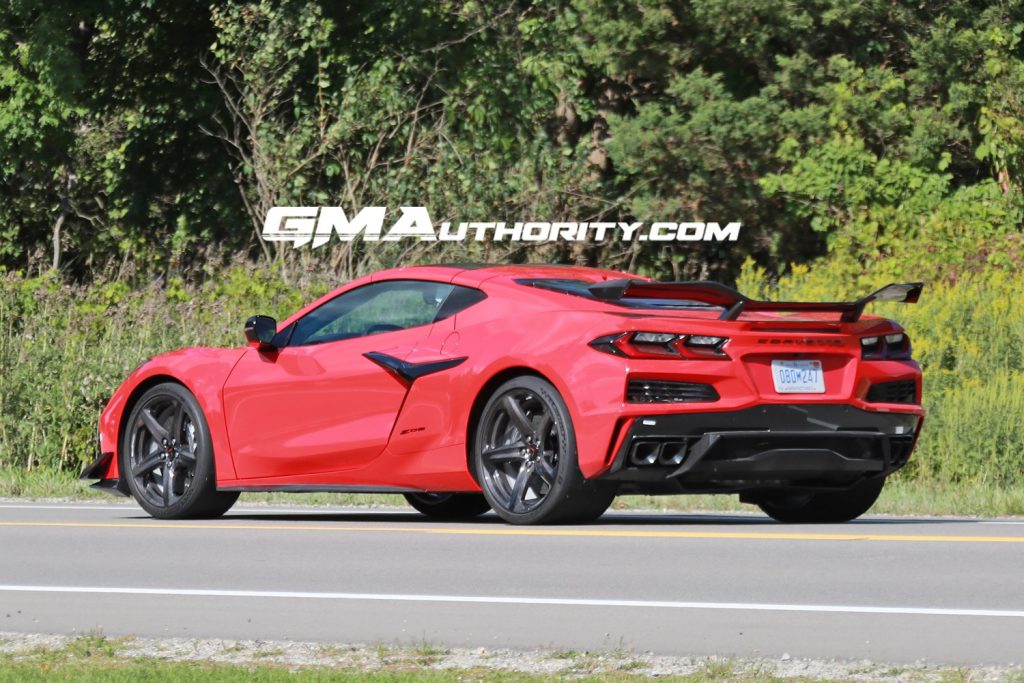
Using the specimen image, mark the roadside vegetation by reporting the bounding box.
[2,2,1024,515]
[1,632,1020,682]
[5,466,1024,519]
[4,263,1024,517]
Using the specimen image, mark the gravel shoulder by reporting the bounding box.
[1,631,1021,682]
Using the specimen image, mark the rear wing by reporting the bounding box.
[587,280,923,323]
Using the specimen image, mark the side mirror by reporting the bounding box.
[244,315,278,348]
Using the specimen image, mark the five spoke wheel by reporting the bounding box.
[129,398,199,509]
[475,376,616,524]
[122,382,238,519]
[479,390,561,514]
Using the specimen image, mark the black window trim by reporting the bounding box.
[275,279,487,348]
[434,285,488,322]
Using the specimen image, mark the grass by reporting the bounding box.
[0,634,820,682]
[6,467,1023,518]
[5,268,1024,521]
[0,660,517,682]
[2,632,1023,682]
[0,468,110,500]
[409,643,449,665]
[0,662,824,683]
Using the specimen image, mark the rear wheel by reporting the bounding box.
[756,477,885,523]
[121,382,239,519]
[403,493,491,519]
[472,376,616,525]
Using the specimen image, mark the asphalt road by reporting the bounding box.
[0,501,1022,666]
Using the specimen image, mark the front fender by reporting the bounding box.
[96,347,247,483]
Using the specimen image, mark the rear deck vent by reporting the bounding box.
[627,380,719,403]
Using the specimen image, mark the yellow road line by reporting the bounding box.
[0,520,1021,543]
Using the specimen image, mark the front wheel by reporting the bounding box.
[472,376,616,525]
[121,382,239,519]
[756,477,885,523]
[403,493,491,519]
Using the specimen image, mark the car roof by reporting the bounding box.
[293,264,890,325]
[373,263,636,287]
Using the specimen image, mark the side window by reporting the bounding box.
[434,286,487,321]
[289,280,455,346]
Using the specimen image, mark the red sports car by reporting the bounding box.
[83,264,924,524]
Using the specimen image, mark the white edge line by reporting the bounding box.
[0,504,412,515]
[0,585,1021,618]
[0,504,133,509]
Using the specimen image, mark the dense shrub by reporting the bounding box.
[2,261,1023,490]
[0,267,326,472]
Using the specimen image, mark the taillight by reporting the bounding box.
[861,332,912,360]
[589,332,729,359]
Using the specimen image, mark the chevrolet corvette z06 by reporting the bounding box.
[83,264,924,525]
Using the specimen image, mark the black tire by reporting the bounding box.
[121,382,239,519]
[403,493,492,519]
[756,477,885,523]
[550,479,617,524]
[472,376,616,525]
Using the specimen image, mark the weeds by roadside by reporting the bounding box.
[1,632,1022,682]
[4,467,1022,519]
[4,265,1024,519]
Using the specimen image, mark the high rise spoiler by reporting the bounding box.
[587,280,924,323]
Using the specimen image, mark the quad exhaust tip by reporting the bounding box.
[629,441,687,467]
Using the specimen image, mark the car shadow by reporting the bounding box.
[186,510,987,527]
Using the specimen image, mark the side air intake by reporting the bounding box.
[627,380,719,404]
[866,379,918,405]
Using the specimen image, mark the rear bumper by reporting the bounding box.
[601,404,921,494]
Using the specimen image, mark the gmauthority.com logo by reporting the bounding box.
[263,207,740,248]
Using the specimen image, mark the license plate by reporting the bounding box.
[771,359,825,394]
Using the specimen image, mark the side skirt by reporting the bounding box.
[217,484,425,494]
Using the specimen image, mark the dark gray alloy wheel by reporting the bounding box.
[403,492,492,519]
[122,382,238,519]
[473,376,616,525]
[756,476,885,523]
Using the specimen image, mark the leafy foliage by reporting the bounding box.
[1,1,1019,282]
[739,263,1024,486]
[0,266,324,471]
[2,2,1024,492]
